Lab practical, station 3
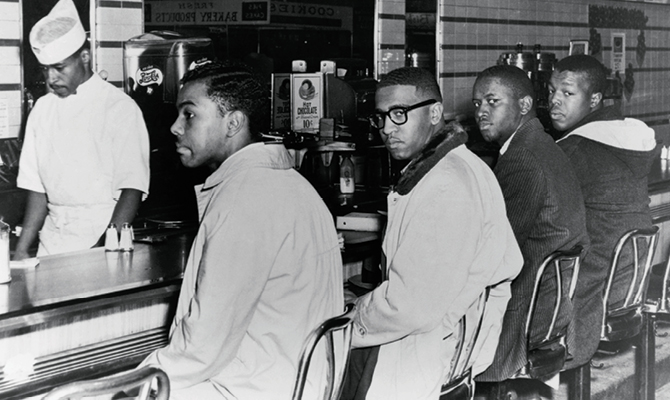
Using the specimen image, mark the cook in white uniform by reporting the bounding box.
[14,0,150,259]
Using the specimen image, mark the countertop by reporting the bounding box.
[648,157,670,195]
[0,233,192,319]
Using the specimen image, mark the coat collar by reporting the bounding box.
[203,142,293,190]
[394,121,468,195]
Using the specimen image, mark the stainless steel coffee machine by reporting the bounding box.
[498,44,557,135]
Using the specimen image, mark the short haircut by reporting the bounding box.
[554,55,607,95]
[377,67,443,102]
[475,65,535,102]
[181,60,269,136]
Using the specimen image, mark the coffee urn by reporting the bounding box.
[498,44,557,134]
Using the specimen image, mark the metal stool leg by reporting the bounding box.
[567,364,591,400]
[637,312,655,400]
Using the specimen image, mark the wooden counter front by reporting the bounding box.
[0,234,192,400]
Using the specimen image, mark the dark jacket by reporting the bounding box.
[476,117,589,381]
[557,106,658,369]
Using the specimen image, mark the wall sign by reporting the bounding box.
[291,73,322,133]
[271,73,291,131]
[145,0,270,26]
[611,33,626,75]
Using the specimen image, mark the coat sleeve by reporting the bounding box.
[352,171,497,347]
[494,150,547,248]
[138,196,279,389]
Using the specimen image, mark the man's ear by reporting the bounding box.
[590,91,603,109]
[225,110,245,137]
[430,102,444,125]
[79,48,91,64]
[519,95,533,115]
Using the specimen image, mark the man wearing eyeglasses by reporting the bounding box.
[341,67,522,400]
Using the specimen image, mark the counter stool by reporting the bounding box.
[477,246,582,400]
[42,366,169,400]
[570,226,659,400]
[641,226,670,400]
[515,246,583,381]
[439,288,489,400]
[292,303,356,400]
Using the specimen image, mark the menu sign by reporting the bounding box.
[271,73,291,130]
[291,73,323,133]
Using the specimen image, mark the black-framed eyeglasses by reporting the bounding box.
[368,99,438,129]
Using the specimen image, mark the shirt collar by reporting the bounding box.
[499,127,519,155]
[68,72,102,97]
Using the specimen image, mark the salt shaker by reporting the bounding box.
[119,223,134,252]
[0,220,11,284]
[104,223,119,251]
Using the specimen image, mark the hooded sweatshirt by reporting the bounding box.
[556,106,658,368]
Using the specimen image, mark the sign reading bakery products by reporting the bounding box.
[145,0,351,30]
[145,0,270,25]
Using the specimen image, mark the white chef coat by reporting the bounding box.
[17,73,150,256]
[139,143,344,400]
[352,144,522,400]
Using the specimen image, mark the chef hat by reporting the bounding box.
[29,0,86,65]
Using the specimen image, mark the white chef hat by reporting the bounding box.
[29,0,86,65]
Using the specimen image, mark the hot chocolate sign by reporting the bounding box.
[291,73,323,133]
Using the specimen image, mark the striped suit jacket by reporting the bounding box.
[476,117,589,381]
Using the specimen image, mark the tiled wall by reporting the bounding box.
[94,0,144,88]
[375,0,406,79]
[436,0,670,141]
[0,0,22,139]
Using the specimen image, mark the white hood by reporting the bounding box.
[557,118,656,152]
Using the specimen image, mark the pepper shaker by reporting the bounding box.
[119,223,134,252]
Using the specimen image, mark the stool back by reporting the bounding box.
[514,245,583,380]
[439,288,489,400]
[42,366,169,400]
[601,226,659,342]
[292,303,356,400]
[645,229,670,315]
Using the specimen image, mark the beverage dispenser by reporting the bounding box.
[123,31,213,220]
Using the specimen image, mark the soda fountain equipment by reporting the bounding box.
[123,31,213,221]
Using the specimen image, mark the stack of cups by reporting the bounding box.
[0,220,10,284]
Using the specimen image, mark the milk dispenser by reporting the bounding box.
[123,31,213,219]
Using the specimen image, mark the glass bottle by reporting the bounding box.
[340,154,355,194]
